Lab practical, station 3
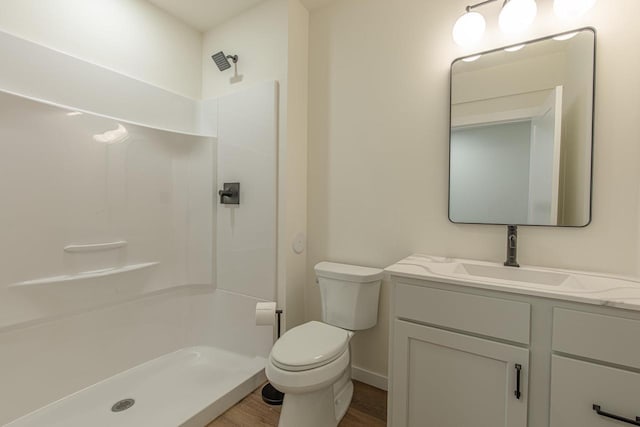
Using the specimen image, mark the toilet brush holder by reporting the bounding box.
[262,309,285,405]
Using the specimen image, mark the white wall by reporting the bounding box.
[0,0,202,99]
[202,0,309,330]
[284,0,310,332]
[307,0,640,379]
[201,0,289,99]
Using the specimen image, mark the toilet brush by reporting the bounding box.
[262,309,285,405]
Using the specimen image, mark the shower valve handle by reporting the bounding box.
[219,183,240,205]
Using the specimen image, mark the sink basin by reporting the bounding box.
[455,263,570,286]
[396,255,574,287]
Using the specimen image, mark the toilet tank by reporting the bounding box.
[314,262,383,330]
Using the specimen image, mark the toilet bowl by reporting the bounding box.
[266,262,383,427]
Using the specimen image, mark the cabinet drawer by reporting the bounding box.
[394,282,530,344]
[553,308,640,369]
[550,355,640,427]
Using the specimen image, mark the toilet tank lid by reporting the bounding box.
[314,262,384,283]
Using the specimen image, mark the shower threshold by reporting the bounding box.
[5,346,266,427]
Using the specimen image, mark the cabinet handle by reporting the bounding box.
[514,364,522,400]
[593,404,640,425]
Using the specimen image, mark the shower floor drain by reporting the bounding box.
[111,398,135,412]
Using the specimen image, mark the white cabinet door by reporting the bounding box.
[391,320,529,427]
[550,355,640,427]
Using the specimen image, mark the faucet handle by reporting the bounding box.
[504,225,520,267]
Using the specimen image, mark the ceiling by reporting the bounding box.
[148,0,339,32]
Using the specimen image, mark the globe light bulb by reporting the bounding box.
[452,11,486,47]
[554,0,597,19]
[499,0,537,35]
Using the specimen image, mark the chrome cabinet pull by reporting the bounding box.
[593,404,640,425]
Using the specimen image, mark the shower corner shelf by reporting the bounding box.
[8,262,159,288]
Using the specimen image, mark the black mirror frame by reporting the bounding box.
[447,27,597,228]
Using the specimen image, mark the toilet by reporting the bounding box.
[265,261,383,427]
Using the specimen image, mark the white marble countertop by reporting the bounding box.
[385,254,640,312]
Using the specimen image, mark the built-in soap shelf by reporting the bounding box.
[63,240,128,253]
[8,262,159,288]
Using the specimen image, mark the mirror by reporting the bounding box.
[449,28,595,227]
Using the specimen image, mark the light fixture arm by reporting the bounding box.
[465,0,500,13]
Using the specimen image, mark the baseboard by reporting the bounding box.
[351,365,388,391]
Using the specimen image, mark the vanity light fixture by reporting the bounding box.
[453,0,596,47]
[453,0,538,47]
[499,0,537,34]
[452,9,486,47]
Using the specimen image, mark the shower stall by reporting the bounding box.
[0,30,278,427]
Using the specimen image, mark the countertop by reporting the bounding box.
[385,254,640,312]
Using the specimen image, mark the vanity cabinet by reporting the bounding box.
[392,319,529,427]
[390,282,530,427]
[387,258,640,427]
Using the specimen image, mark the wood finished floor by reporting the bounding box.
[207,381,387,427]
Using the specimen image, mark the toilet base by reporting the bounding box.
[277,379,354,427]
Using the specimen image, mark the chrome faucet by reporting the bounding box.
[504,225,520,267]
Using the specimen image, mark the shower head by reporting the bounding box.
[212,51,238,71]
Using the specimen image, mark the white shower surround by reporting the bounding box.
[217,83,278,302]
[0,33,279,426]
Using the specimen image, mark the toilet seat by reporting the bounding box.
[271,321,350,372]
